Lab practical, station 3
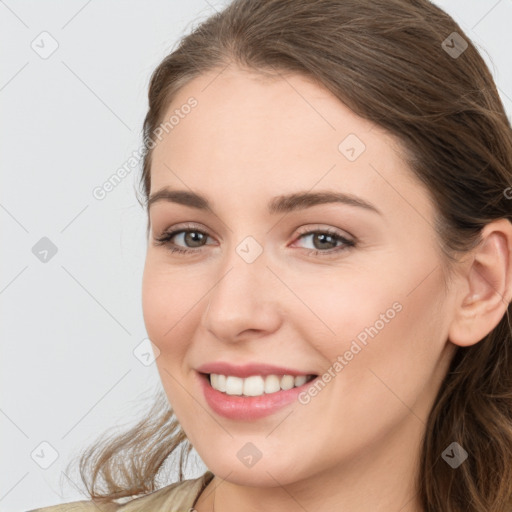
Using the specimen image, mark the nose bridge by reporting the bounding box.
[202,234,283,340]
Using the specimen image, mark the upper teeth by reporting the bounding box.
[209,374,314,396]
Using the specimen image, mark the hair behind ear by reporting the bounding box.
[420,307,512,511]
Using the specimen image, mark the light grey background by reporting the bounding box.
[1,1,511,511]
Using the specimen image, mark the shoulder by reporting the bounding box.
[119,471,214,511]
[25,501,117,512]
[26,471,215,512]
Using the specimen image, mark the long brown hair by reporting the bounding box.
[68,1,512,510]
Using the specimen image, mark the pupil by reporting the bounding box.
[315,233,335,249]
[186,231,204,247]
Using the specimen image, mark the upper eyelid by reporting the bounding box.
[158,223,215,240]
[156,222,352,237]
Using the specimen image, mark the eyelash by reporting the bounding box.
[154,223,356,257]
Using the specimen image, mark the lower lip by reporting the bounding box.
[197,372,318,420]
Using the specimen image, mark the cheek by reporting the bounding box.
[305,253,448,401]
[312,248,445,361]
[141,260,207,355]
[142,262,181,352]
[284,262,399,355]
[141,263,199,407]
[330,267,448,425]
[141,265,165,345]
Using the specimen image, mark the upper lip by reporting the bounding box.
[196,361,317,378]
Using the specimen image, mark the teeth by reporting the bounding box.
[280,375,295,390]
[243,375,265,396]
[294,375,307,387]
[264,375,281,394]
[210,373,226,392]
[226,375,244,395]
[209,373,314,396]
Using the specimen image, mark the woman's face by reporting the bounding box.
[142,66,458,488]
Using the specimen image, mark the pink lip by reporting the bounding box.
[195,361,315,378]
[195,371,319,421]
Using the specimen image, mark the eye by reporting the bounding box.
[292,226,355,256]
[153,223,213,255]
[153,223,356,257]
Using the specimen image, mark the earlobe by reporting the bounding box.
[448,218,512,348]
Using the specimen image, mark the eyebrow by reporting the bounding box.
[147,187,382,216]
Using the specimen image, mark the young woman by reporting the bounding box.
[29,0,512,510]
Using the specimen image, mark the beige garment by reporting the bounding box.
[26,471,215,512]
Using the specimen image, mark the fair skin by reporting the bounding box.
[141,65,512,512]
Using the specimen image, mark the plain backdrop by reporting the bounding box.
[1,1,511,511]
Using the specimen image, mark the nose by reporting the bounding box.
[201,246,283,343]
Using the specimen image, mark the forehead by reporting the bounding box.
[149,66,433,223]
[154,66,383,160]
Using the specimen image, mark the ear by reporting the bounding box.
[448,218,512,347]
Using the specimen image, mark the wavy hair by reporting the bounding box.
[67,1,512,510]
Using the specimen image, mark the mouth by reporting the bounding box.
[199,372,318,397]
[197,370,322,420]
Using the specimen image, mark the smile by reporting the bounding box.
[209,373,317,396]
[197,371,320,420]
